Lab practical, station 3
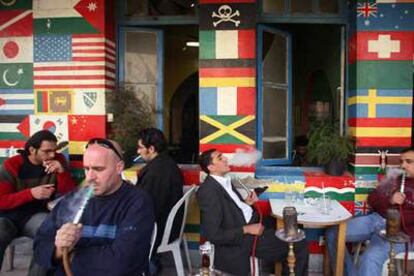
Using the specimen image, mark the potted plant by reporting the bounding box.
[306,121,354,176]
[107,85,152,168]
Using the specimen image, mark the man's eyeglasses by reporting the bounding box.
[86,138,123,160]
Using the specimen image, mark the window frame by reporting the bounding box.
[117,26,165,128]
[256,24,293,166]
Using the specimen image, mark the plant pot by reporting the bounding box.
[324,160,346,176]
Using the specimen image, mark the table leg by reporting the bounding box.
[335,221,347,276]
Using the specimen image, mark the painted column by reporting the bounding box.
[0,0,115,179]
[199,0,257,177]
[348,1,414,214]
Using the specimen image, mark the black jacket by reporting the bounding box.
[197,175,257,275]
[136,152,184,249]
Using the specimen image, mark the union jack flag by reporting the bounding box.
[357,2,378,18]
[354,201,372,216]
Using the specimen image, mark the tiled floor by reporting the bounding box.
[1,239,322,276]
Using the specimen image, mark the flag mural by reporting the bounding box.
[349,1,414,180]
[349,1,414,248]
[0,0,114,166]
[199,0,257,178]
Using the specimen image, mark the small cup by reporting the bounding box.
[319,195,331,214]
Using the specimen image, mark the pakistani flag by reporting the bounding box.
[33,0,99,34]
[0,0,31,10]
[0,63,33,89]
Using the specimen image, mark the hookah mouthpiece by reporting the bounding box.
[72,185,94,224]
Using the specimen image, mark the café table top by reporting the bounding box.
[269,198,353,227]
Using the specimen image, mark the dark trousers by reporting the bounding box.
[0,213,49,276]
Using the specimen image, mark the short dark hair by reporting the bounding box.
[401,147,414,154]
[198,149,216,174]
[20,130,57,156]
[137,128,167,153]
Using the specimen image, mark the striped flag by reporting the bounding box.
[0,89,34,115]
[33,34,115,90]
[0,115,27,140]
[200,30,255,59]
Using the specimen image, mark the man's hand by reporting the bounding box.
[244,191,259,206]
[243,223,264,236]
[31,184,55,200]
[43,160,64,174]
[54,223,83,259]
[390,192,406,205]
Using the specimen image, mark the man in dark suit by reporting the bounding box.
[197,149,308,275]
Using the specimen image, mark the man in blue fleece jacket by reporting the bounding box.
[33,138,154,276]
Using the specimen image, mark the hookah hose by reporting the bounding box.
[399,205,409,275]
[62,247,73,276]
[250,203,263,276]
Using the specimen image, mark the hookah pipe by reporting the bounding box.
[398,171,409,275]
[235,178,263,276]
[62,186,93,276]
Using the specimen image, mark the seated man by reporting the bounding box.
[326,147,414,276]
[197,149,309,275]
[34,138,155,276]
[0,130,76,274]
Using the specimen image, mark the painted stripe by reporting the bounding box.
[355,194,369,202]
[199,67,256,77]
[356,137,412,147]
[349,127,411,137]
[0,141,25,148]
[216,30,238,59]
[200,59,256,68]
[0,104,34,110]
[69,141,87,155]
[349,61,412,89]
[348,118,412,127]
[200,77,255,87]
[237,87,255,115]
[0,123,21,132]
[304,187,355,194]
[217,87,237,115]
[199,144,256,153]
[199,87,217,115]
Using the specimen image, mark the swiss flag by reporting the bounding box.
[75,0,105,34]
[356,31,413,61]
[0,10,33,37]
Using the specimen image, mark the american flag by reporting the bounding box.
[33,34,115,89]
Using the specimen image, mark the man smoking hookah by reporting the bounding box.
[326,147,414,276]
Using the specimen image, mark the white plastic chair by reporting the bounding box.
[149,223,157,261]
[156,185,197,276]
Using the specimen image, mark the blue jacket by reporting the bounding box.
[34,181,154,276]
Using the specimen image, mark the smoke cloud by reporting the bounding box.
[228,148,262,167]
